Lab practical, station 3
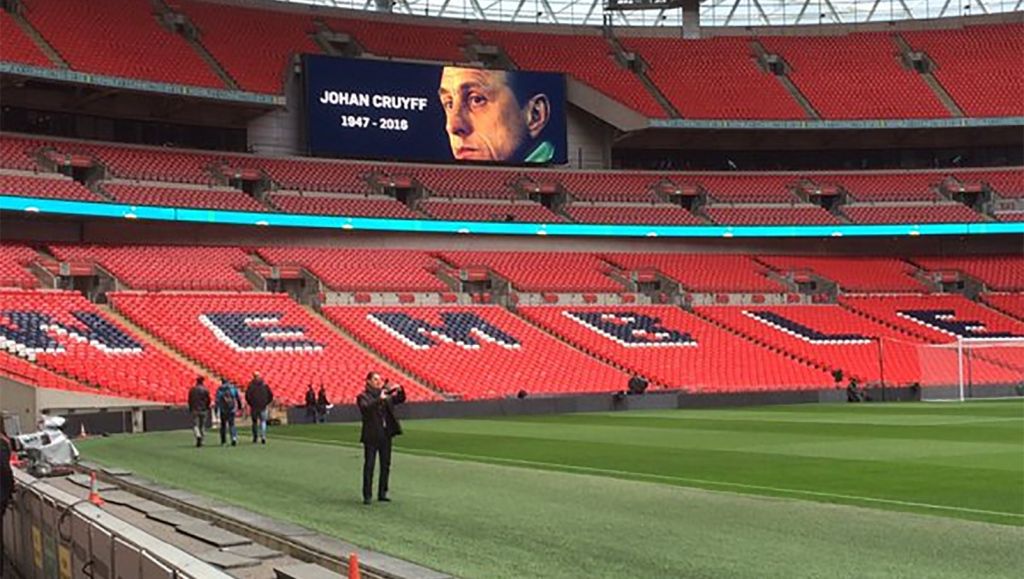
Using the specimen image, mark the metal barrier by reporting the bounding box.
[2,469,230,579]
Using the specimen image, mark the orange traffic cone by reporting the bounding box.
[88,471,105,506]
[8,449,21,469]
[347,553,360,579]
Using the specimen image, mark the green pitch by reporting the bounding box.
[79,401,1024,578]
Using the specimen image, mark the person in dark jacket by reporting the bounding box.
[215,378,243,446]
[356,372,405,505]
[187,376,211,447]
[245,372,274,444]
[1,426,14,519]
[316,385,329,423]
[304,385,317,423]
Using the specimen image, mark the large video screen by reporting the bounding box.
[304,55,567,165]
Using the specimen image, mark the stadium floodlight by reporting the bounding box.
[917,337,1024,402]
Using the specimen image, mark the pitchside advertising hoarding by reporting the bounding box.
[304,55,567,165]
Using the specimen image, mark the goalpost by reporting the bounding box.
[917,338,1024,402]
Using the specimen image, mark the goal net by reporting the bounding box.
[917,338,1024,401]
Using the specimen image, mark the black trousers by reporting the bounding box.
[362,438,392,501]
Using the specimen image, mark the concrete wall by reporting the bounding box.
[565,105,614,170]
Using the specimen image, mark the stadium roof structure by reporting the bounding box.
[276,0,1021,26]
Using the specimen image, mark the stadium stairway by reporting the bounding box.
[150,0,242,91]
[748,40,820,119]
[302,304,450,400]
[98,303,217,382]
[891,34,963,117]
[3,6,68,68]
[605,34,679,118]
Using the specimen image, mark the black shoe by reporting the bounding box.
[231,440,237,447]
[363,498,373,505]
[196,439,202,448]
[261,438,266,445]
[252,438,258,444]
[378,497,391,502]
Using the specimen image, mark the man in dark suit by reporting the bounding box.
[356,372,405,505]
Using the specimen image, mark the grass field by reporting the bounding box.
[79,401,1024,578]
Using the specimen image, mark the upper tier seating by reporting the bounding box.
[49,244,253,291]
[982,294,1024,322]
[705,205,839,225]
[842,204,983,224]
[0,244,40,288]
[327,17,467,63]
[910,256,1024,291]
[247,158,375,194]
[102,182,267,212]
[834,172,943,202]
[323,305,627,400]
[440,251,622,292]
[56,141,221,184]
[0,288,197,402]
[257,247,447,292]
[757,256,928,292]
[20,0,224,88]
[476,30,666,118]
[566,204,703,225]
[605,253,783,292]
[177,0,319,93]
[420,200,563,223]
[622,36,807,120]
[0,172,100,201]
[0,10,52,67]
[270,194,420,218]
[519,305,832,391]
[760,33,948,119]
[109,292,440,405]
[903,24,1024,117]
[697,305,1017,386]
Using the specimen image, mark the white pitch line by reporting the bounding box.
[277,434,1024,520]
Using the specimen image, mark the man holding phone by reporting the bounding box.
[356,372,405,505]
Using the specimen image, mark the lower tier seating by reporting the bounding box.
[270,194,420,219]
[705,205,839,225]
[0,289,196,402]
[109,292,440,406]
[323,306,627,400]
[519,306,833,392]
[420,200,563,223]
[566,205,703,225]
[604,253,783,293]
[982,294,1024,322]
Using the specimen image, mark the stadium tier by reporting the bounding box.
[902,24,1024,117]
[704,205,839,225]
[910,256,1024,291]
[518,306,832,391]
[833,172,944,202]
[439,251,622,292]
[1,3,1019,118]
[101,182,268,212]
[0,288,196,402]
[604,253,783,293]
[48,244,253,291]
[982,294,1024,322]
[757,256,929,293]
[841,204,985,224]
[420,200,563,222]
[323,305,628,399]
[759,33,948,119]
[270,194,421,218]
[20,0,224,88]
[565,204,704,225]
[257,247,448,292]
[108,291,441,405]
[0,9,52,68]
[0,243,41,288]
[694,174,801,203]
[0,172,100,201]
